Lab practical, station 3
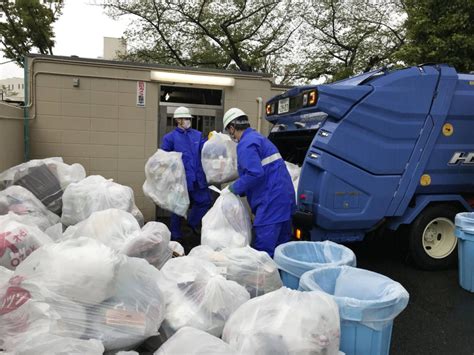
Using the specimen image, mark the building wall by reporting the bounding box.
[0,103,24,172]
[28,57,279,221]
[29,61,157,220]
[0,77,25,101]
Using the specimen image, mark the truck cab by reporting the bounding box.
[266,65,474,270]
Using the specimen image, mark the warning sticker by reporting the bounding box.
[106,309,146,331]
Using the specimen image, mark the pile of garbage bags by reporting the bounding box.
[201,189,251,250]
[63,209,172,268]
[143,149,189,217]
[158,256,250,338]
[201,132,238,184]
[0,214,53,270]
[285,161,301,198]
[0,238,166,353]
[62,175,143,226]
[0,158,86,215]
[189,245,282,297]
[222,287,341,355]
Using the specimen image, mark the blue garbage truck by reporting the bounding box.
[265,64,474,270]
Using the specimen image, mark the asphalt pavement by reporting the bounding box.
[349,231,474,355]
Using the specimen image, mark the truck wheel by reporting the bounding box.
[408,204,460,270]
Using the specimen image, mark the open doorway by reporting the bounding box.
[159,85,224,139]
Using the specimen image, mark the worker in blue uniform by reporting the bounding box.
[224,108,296,257]
[161,106,211,241]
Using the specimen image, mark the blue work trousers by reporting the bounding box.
[253,220,292,257]
[170,187,211,240]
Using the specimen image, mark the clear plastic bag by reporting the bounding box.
[201,132,238,184]
[64,208,141,250]
[201,189,251,250]
[0,265,12,290]
[155,326,237,355]
[85,257,166,350]
[159,256,250,338]
[64,209,172,269]
[0,157,86,215]
[189,245,282,297]
[61,175,139,226]
[0,213,53,270]
[10,335,105,355]
[285,161,301,198]
[222,287,341,355]
[0,185,61,231]
[122,221,172,269]
[0,238,166,352]
[143,149,189,217]
[169,241,185,257]
[298,266,410,330]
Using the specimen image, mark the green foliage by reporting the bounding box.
[0,0,63,67]
[398,0,474,72]
[106,0,300,73]
[299,0,405,82]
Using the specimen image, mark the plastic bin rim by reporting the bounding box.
[275,241,354,266]
[300,267,407,308]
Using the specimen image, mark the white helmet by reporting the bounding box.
[173,106,192,119]
[223,107,247,130]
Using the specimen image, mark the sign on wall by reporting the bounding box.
[137,81,146,107]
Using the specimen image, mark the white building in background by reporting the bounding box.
[103,37,127,60]
[0,77,24,101]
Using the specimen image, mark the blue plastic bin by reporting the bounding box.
[273,241,356,289]
[299,266,409,355]
[455,212,474,292]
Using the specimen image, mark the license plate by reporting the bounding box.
[278,98,289,114]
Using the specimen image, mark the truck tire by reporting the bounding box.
[408,204,461,270]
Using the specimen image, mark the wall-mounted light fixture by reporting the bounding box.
[151,70,235,87]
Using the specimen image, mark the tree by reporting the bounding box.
[298,0,406,82]
[0,0,64,67]
[398,0,474,72]
[104,0,301,73]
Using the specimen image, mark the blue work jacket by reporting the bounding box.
[161,127,208,191]
[232,128,296,226]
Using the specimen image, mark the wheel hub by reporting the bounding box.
[422,218,457,259]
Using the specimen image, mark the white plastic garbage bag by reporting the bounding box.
[0,265,12,291]
[9,334,104,355]
[201,188,251,250]
[285,161,301,198]
[0,186,61,231]
[61,175,139,226]
[189,245,282,297]
[159,256,250,338]
[122,221,172,269]
[0,277,89,350]
[64,209,172,268]
[14,237,118,304]
[0,157,86,215]
[0,213,53,270]
[222,287,341,355]
[169,241,185,257]
[1,238,166,352]
[86,258,166,351]
[201,132,238,184]
[64,209,141,250]
[143,149,189,217]
[155,326,237,355]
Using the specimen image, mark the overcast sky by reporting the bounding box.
[0,0,130,79]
